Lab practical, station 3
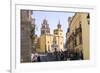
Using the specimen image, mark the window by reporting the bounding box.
[61,42,62,45]
[54,32,58,35]
[79,34,82,44]
[75,38,77,46]
[45,45,47,53]
[87,13,90,25]
[67,28,70,32]
[54,41,57,44]
[88,19,90,24]
[48,45,50,52]
[87,13,90,19]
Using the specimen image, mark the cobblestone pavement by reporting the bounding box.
[39,53,57,62]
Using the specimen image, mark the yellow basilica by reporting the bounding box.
[36,19,64,53]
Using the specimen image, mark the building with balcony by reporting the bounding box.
[65,13,90,60]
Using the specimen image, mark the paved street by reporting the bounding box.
[39,53,57,62]
[31,50,83,62]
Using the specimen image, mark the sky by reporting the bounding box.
[32,10,75,43]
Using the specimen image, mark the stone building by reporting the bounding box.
[65,13,90,60]
[30,18,37,53]
[21,10,34,62]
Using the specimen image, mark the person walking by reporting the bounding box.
[60,52,64,61]
[37,55,41,62]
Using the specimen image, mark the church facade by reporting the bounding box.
[37,19,64,53]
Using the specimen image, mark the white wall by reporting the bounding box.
[0,0,100,73]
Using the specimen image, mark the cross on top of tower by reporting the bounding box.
[43,17,48,24]
[57,20,61,29]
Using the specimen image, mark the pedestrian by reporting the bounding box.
[37,55,41,62]
[80,51,83,60]
[33,53,38,62]
[60,52,64,61]
[31,53,34,62]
